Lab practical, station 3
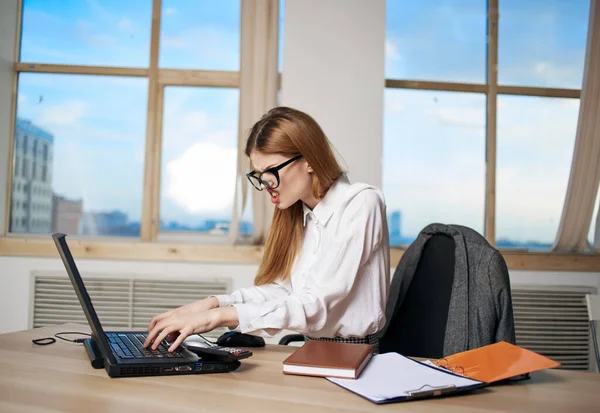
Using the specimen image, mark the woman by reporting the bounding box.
[144,106,390,352]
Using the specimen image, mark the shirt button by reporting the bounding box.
[247,324,253,330]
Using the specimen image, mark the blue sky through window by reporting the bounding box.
[13,0,593,247]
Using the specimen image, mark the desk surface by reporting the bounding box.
[0,324,599,413]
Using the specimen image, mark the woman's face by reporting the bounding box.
[249,150,313,209]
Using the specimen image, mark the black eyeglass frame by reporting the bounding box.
[246,155,303,191]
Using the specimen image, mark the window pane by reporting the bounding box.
[279,0,285,73]
[589,188,599,248]
[160,0,240,70]
[383,89,485,245]
[11,73,148,236]
[386,0,486,83]
[160,87,248,235]
[497,95,579,250]
[20,0,152,67]
[498,0,590,88]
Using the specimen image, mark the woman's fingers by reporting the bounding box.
[151,323,178,350]
[168,328,190,352]
[144,318,169,348]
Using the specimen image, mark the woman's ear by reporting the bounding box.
[307,164,313,173]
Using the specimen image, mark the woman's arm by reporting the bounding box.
[211,280,292,307]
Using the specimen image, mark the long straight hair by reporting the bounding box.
[246,107,343,286]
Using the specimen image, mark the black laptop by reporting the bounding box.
[52,232,241,378]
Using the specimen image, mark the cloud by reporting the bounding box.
[165,142,237,214]
[386,100,405,113]
[532,60,584,88]
[118,18,132,31]
[39,100,87,127]
[427,106,485,132]
[75,20,117,48]
[163,36,186,48]
[385,39,401,61]
[165,7,177,16]
[160,26,239,69]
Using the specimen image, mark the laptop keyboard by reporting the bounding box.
[106,332,186,359]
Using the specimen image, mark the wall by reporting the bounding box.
[2,255,599,337]
[281,0,385,187]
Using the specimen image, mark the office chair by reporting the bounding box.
[378,234,455,358]
[585,294,600,372]
[378,223,515,359]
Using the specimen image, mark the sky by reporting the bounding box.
[14,0,597,246]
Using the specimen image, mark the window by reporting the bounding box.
[12,73,148,236]
[591,191,600,247]
[159,86,240,234]
[386,0,486,83]
[9,0,245,240]
[383,90,485,244]
[497,96,579,249]
[22,158,28,178]
[385,0,591,251]
[498,0,589,88]
[159,0,240,71]
[20,0,152,67]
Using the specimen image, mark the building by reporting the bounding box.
[81,210,129,236]
[390,210,402,238]
[52,195,84,234]
[10,118,54,234]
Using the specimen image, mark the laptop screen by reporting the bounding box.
[52,233,117,364]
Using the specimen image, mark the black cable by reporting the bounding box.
[32,331,91,346]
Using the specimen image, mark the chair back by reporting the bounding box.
[379,234,455,358]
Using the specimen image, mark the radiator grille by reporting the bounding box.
[31,273,232,339]
[512,285,595,371]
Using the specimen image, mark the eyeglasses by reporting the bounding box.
[246,155,303,191]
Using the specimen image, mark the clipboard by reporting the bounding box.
[326,353,486,404]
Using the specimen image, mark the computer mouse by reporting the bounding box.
[216,331,265,348]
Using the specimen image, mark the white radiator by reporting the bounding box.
[512,285,596,371]
[30,273,232,339]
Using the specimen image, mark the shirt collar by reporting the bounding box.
[302,174,350,226]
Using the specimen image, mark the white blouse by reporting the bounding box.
[214,174,390,338]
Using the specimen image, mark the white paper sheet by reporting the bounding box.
[327,353,483,403]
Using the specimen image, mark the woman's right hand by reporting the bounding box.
[145,296,219,344]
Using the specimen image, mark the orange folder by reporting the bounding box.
[434,341,561,383]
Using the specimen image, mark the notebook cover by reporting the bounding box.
[440,341,561,383]
[282,341,374,379]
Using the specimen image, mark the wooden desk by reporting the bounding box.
[0,324,598,413]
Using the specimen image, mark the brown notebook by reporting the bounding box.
[282,341,374,379]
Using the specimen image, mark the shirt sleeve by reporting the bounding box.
[232,189,385,336]
[211,279,292,307]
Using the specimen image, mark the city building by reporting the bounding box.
[81,210,129,236]
[52,195,84,234]
[390,210,402,238]
[10,118,54,234]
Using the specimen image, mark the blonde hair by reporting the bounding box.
[246,107,343,286]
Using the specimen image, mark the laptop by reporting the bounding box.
[52,232,241,378]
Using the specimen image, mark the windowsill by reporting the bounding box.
[0,235,599,272]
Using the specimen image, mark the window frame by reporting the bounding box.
[0,0,598,272]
